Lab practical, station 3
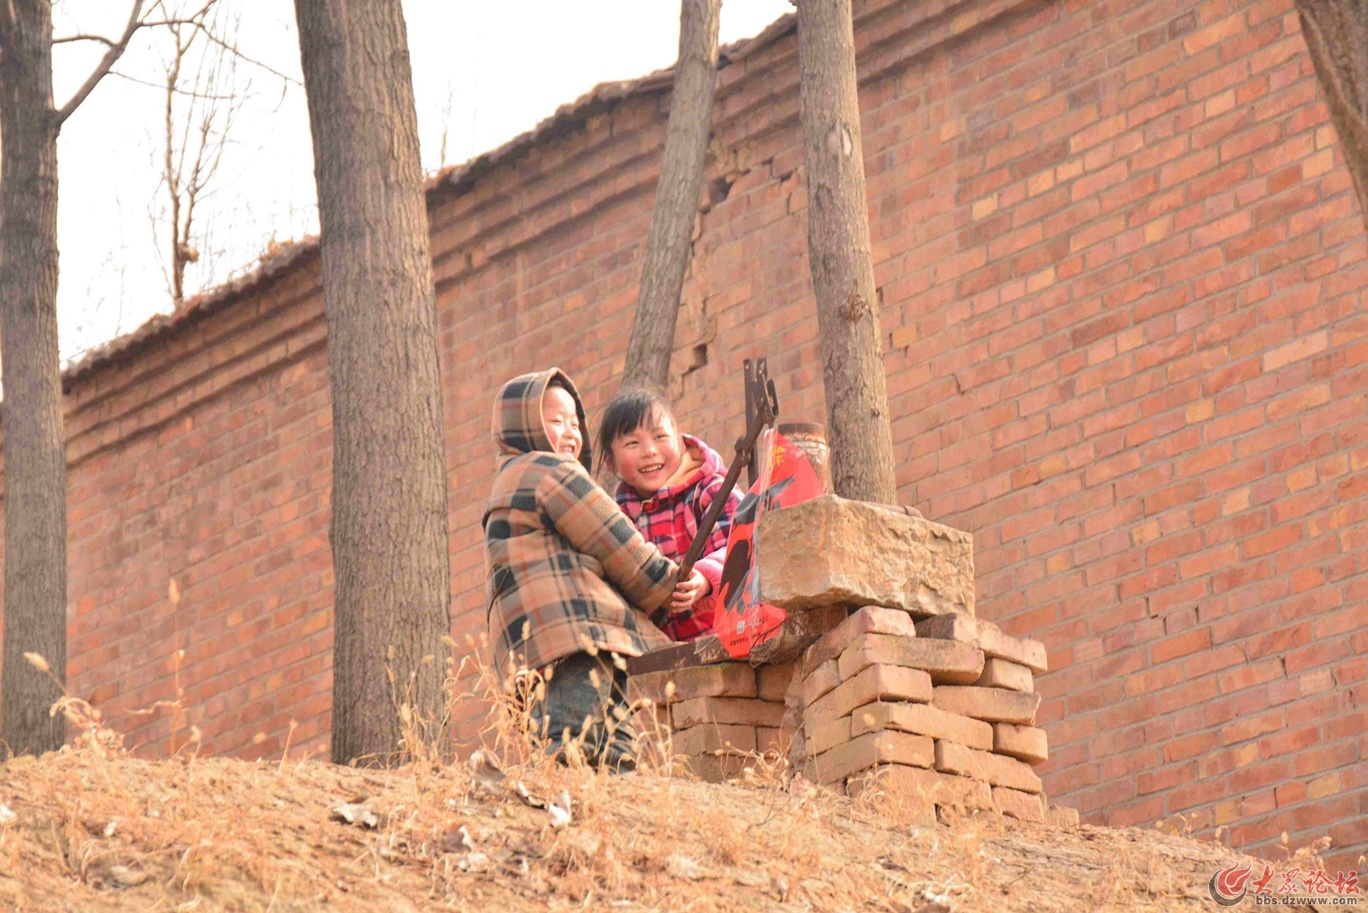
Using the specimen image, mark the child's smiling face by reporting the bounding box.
[541,385,583,459]
[608,407,683,497]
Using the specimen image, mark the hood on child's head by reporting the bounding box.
[491,367,593,471]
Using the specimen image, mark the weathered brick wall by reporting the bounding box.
[0,0,1363,871]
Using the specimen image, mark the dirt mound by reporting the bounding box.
[0,740,1293,912]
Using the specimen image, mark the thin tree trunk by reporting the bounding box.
[293,0,451,765]
[796,0,898,504]
[0,0,68,755]
[621,0,720,393]
[1296,0,1368,234]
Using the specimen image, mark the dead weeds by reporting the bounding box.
[0,641,1285,912]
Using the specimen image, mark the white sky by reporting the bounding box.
[51,0,791,363]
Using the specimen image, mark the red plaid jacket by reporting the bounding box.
[614,434,740,641]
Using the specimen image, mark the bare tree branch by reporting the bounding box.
[108,66,236,99]
[54,0,146,127]
[52,34,118,47]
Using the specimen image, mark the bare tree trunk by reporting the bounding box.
[621,0,720,393]
[1296,0,1368,234]
[294,0,451,765]
[0,0,68,755]
[796,0,898,504]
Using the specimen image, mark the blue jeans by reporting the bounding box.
[528,652,636,771]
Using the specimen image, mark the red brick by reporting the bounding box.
[800,605,916,679]
[806,663,933,727]
[838,634,985,684]
[846,764,994,811]
[810,731,934,786]
[851,701,994,750]
[933,685,1042,724]
[933,740,1043,793]
[671,697,785,729]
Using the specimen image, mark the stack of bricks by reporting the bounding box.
[799,606,1067,823]
[627,659,795,782]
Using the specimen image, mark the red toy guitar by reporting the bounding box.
[713,429,824,658]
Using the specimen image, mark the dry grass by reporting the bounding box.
[0,644,1288,912]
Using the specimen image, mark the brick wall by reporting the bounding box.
[0,0,1363,871]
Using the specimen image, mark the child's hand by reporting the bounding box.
[669,570,712,613]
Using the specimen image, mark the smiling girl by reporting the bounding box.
[597,389,741,642]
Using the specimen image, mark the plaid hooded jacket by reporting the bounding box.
[483,368,676,681]
[614,434,740,641]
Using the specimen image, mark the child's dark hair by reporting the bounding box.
[596,388,675,467]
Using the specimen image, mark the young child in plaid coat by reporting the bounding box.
[484,367,678,770]
[596,389,742,642]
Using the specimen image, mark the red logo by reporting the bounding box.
[1209,863,1253,906]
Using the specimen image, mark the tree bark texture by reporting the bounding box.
[1296,0,1368,235]
[293,0,451,766]
[796,0,898,504]
[621,0,720,393]
[0,0,69,755]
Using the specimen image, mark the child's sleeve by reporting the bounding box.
[539,457,678,611]
[693,475,743,595]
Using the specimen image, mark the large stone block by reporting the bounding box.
[756,496,975,616]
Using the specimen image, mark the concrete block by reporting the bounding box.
[756,496,975,616]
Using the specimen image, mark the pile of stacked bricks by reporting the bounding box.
[626,494,1079,826]
[628,647,795,782]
